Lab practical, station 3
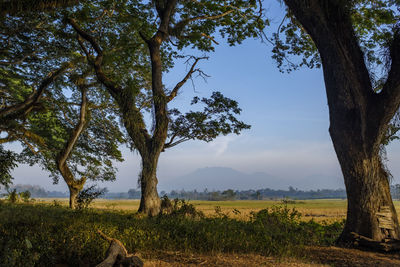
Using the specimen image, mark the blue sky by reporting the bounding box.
[8,2,400,192]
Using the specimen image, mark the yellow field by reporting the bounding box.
[34,198,400,223]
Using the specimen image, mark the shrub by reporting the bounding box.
[161,196,204,219]
[76,186,107,210]
[19,190,31,202]
[6,189,19,203]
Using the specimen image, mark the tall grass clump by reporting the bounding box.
[0,201,343,266]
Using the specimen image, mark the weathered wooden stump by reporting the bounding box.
[96,230,143,267]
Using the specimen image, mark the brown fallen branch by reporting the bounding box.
[96,230,143,267]
[350,232,400,252]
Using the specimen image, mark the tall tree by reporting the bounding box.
[21,73,125,208]
[275,0,400,243]
[65,0,264,215]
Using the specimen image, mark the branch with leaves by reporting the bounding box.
[165,92,250,149]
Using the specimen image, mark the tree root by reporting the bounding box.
[350,232,400,252]
[96,230,143,267]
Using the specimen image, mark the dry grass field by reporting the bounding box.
[36,198,400,223]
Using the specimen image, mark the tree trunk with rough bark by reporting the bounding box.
[331,121,400,242]
[68,185,80,209]
[138,155,161,216]
[284,0,400,243]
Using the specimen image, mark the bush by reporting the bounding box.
[6,189,19,203]
[19,190,31,202]
[76,186,107,210]
[161,196,204,219]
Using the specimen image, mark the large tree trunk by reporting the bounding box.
[138,155,161,216]
[283,0,400,244]
[332,130,400,242]
[136,37,168,216]
[68,185,80,209]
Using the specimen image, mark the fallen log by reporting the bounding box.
[350,232,400,252]
[96,230,143,267]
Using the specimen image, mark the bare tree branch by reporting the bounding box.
[167,56,208,102]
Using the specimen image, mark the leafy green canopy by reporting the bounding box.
[1,5,126,186]
[0,7,81,144]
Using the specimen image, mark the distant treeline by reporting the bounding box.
[156,187,348,201]
[3,184,400,201]
[126,185,400,200]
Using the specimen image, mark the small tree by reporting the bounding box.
[21,75,125,209]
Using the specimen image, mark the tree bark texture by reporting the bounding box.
[138,155,161,216]
[284,0,400,242]
[68,185,80,209]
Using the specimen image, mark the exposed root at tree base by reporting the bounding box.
[96,230,143,267]
[349,232,400,252]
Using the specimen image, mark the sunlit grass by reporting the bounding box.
[33,198,400,223]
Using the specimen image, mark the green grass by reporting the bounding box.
[0,200,343,266]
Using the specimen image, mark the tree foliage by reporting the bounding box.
[272,0,399,74]
[20,82,125,186]
[167,91,250,148]
[0,145,17,189]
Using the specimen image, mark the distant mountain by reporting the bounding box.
[163,167,285,191]
[160,166,345,191]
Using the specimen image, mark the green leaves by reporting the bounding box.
[0,145,18,188]
[271,0,399,73]
[167,92,250,148]
[171,0,267,52]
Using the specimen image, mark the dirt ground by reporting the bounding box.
[304,246,400,267]
[141,246,400,267]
